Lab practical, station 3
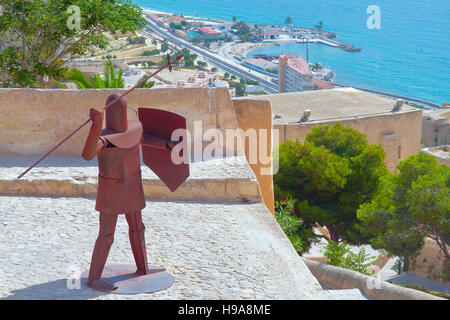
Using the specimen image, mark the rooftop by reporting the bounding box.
[168,16,186,23]
[199,27,220,35]
[240,88,420,124]
[243,58,278,70]
[282,53,311,76]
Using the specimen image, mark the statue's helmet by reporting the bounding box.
[101,94,143,149]
[105,93,128,133]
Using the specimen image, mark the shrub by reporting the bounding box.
[275,199,317,254]
[322,240,378,275]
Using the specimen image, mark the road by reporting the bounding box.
[143,16,279,94]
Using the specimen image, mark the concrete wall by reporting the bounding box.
[304,259,443,300]
[0,87,241,157]
[274,110,423,172]
[410,239,450,285]
[422,146,450,167]
[422,109,450,147]
[233,99,275,214]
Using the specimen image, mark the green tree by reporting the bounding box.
[358,152,450,273]
[143,49,160,56]
[232,21,252,42]
[135,74,155,88]
[274,123,388,244]
[169,22,182,30]
[228,80,246,97]
[161,43,169,52]
[285,17,293,26]
[176,48,197,67]
[322,241,377,275]
[58,60,124,89]
[0,0,145,87]
[197,61,207,69]
[275,199,318,254]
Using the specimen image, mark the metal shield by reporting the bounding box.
[138,108,189,192]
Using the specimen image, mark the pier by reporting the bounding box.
[296,37,362,52]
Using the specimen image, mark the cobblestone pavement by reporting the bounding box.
[0,196,326,300]
[0,156,255,181]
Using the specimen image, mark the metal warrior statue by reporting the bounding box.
[81,94,189,292]
[17,54,188,294]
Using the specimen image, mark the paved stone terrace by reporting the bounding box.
[0,156,261,202]
[0,196,327,300]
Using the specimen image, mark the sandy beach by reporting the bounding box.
[230,42,271,58]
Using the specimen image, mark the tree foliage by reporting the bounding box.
[160,43,169,52]
[177,48,197,67]
[231,21,254,42]
[274,122,388,244]
[275,199,318,255]
[58,60,124,89]
[322,240,378,275]
[285,17,293,26]
[0,0,145,87]
[357,152,450,271]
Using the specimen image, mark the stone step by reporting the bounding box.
[0,196,326,299]
[0,156,261,203]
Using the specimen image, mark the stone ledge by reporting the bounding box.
[304,259,444,300]
[0,156,262,203]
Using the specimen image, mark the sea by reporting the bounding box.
[134,0,450,105]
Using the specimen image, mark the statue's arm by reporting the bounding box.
[82,108,108,161]
[141,132,179,151]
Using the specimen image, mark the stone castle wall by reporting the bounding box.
[0,88,240,157]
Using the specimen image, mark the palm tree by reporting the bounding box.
[136,74,155,88]
[104,60,125,88]
[315,21,324,35]
[285,17,293,26]
[57,60,125,89]
[232,16,237,23]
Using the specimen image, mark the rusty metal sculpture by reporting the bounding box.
[17,54,184,179]
[80,94,188,293]
[17,54,190,294]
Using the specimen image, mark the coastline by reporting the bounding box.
[142,6,360,54]
[142,7,228,24]
[136,2,449,104]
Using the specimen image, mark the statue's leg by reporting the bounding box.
[125,211,149,275]
[86,213,118,291]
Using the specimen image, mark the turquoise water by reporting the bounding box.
[135,0,450,104]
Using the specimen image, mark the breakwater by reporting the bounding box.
[296,37,361,52]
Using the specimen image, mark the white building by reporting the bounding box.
[278,54,313,92]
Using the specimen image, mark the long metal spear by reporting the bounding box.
[17,53,184,179]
